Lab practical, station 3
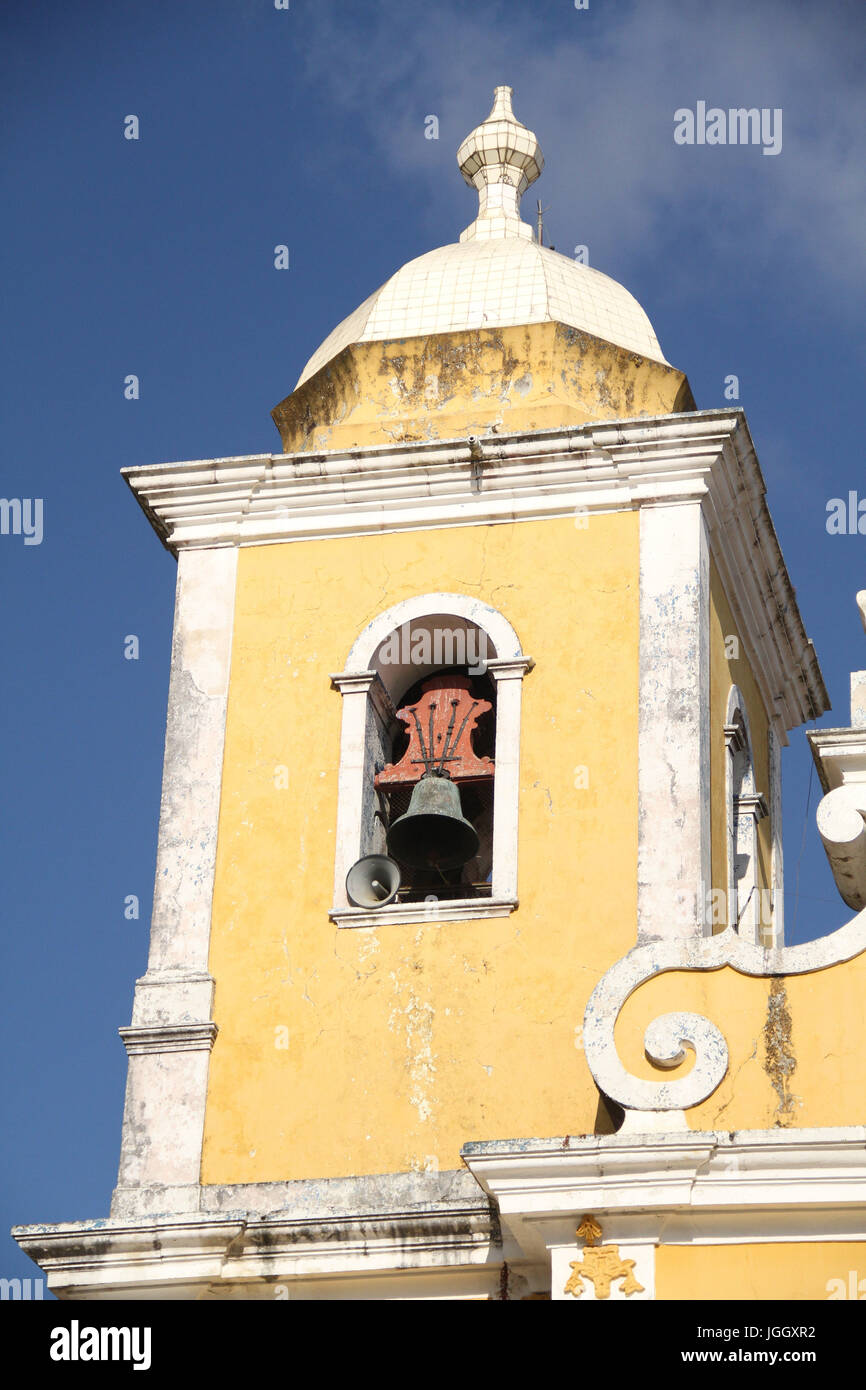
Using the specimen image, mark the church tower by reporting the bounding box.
[19,89,866,1303]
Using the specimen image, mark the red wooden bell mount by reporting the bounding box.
[375,675,494,788]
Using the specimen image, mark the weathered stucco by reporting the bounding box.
[201,513,640,1184]
[271,321,695,454]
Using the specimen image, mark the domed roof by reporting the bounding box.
[297,239,667,387]
[296,86,668,389]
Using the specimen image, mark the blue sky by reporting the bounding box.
[2,0,864,1290]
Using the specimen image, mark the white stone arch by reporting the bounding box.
[346,592,524,672]
[724,685,768,942]
[330,593,532,924]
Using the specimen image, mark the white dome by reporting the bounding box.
[296,237,668,388]
[295,88,669,390]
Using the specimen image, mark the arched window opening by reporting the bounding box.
[330,594,532,925]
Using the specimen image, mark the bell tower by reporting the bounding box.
[27,87,866,1306]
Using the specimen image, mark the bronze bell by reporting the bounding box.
[386,771,479,871]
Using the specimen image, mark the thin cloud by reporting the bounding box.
[299,0,866,310]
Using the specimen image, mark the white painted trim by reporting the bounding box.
[331,898,518,928]
[638,503,711,942]
[463,1127,866,1266]
[810,728,866,794]
[329,671,382,911]
[810,725,866,911]
[700,427,827,738]
[346,592,524,670]
[119,1023,218,1055]
[113,548,237,1217]
[583,912,866,1115]
[724,685,770,944]
[14,1200,501,1300]
[815,785,866,911]
[768,723,784,946]
[121,411,827,735]
[487,656,532,903]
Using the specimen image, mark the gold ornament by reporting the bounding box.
[564,1215,645,1300]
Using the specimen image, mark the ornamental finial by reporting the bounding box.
[456,86,544,243]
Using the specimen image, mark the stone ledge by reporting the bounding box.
[118,1022,219,1056]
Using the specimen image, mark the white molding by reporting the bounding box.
[346,593,524,670]
[810,729,866,794]
[768,723,784,946]
[583,913,866,1115]
[331,898,518,928]
[486,656,533,903]
[814,784,866,911]
[13,1183,501,1299]
[724,686,770,944]
[810,722,866,910]
[462,1127,866,1265]
[330,669,382,911]
[121,411,827,735]
[119,1023,218,1056]
[113,548,237,1216]
[637,502,712,941]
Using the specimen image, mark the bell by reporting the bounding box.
[386,772,480,871]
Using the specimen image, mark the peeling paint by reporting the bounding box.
[763,977,799,1125]
[271,322,694,454]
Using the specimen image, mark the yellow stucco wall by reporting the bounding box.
[201,512,640,1184]
[657,1241,866,1300]
[272,322,695,453]
[709,559,773,930]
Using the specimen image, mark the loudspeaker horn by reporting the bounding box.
[345,854,401,908]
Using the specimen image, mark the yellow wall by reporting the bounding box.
[201,512,640,1184]
[657,1241,866,1300]
[272,322,695,453]
[709,559,773,930]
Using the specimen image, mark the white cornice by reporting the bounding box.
[13,1205,498,1299]
[122,410,827,732]
[16,1128,866,1297]
[809,728,866,795]
[462,1127,866,1259]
